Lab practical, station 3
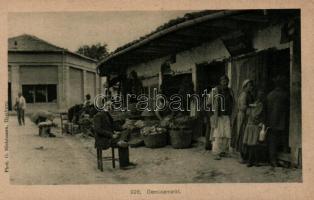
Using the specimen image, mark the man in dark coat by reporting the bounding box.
[93,110,133,171]
[93,110,115,150]
[266,75,289,167]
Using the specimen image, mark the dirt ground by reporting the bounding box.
[8,116,301,185]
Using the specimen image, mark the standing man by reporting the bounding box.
[16,92,26,126]
[266,75,289,167]
[210,75,234,160]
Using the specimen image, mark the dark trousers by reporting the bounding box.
[17,108,25,125]
[241,145,248,161]
[96,148,103,171]
[205,122,212,150]
[247,145,259,164]
[267,129,285,165]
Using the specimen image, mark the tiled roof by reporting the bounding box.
[8,34,97,62]
[8,34,64,51]
[113,10,220,54]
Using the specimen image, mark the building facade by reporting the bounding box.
[8,34,100,112]
[97,10,301,166]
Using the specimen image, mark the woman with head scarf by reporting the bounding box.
[242,90,266,167]
[231,79,255,163]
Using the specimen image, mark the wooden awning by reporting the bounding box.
[97,10,298,76]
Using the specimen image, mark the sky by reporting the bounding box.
[8,11,190,53]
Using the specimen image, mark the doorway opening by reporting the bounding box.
[231,48,291,158]
[196,60,226,137]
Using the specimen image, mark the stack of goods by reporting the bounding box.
[30,110,55,125]
[65,122,81,135]
[78,114,94,137]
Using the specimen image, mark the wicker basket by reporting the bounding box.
[143,132,167,148]
[169,128,192,149]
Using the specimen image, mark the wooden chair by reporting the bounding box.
[97,146,118,171]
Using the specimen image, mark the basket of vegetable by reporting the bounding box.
[141,126,168,148]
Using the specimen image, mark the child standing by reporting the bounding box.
[243,90,265,167]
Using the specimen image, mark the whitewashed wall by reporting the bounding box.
[127,21,288,83]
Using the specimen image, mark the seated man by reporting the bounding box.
[30,110,56,137]
[93,110,135,171]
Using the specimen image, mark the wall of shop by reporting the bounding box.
[25,103,59,113]
[252,23,289,51]
[127,21,288,87]
[66,54,97,71]
[86,71,97,99]
[19,65,58,84]
[9,65,59,113]
[8,53,62,64]
[8,52,100,112]
[69,67,84,106]
[127,39,229,82]
[18,65,59,112]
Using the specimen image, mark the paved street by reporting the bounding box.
[9,116,302,185]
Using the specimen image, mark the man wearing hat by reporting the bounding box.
[266,75,289,167]
[93,103,135,171]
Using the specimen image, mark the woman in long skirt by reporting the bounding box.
[243,90,265,167]
[232,79,254,163]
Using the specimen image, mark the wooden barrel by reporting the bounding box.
[143,133,167,148]
[169,129,192,149]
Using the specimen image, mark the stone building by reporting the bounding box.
[8,34,100,112]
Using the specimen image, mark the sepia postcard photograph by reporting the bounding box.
[0,0,313,200]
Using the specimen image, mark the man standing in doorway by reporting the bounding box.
[211,75,234,160]
[16,92,26,126]
[266,75,289,167]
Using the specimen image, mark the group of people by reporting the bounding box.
[13,72,288,170]
[209,74,289,168]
